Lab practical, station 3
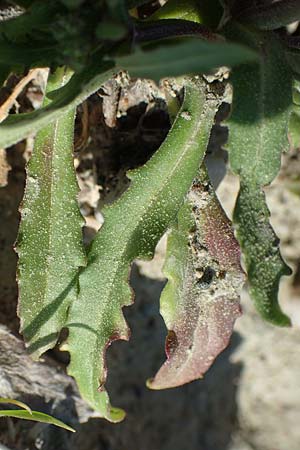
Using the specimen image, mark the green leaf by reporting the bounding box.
[0,58,115,149]
[107,0,129,23]
[0,65,10,87]
[116,38,258,80]
[237,0,300,30]
[0,38,57,67]
[233,181,291,326]
[289,109,300,148]
[289,79,300,148]
[0,398,32,414]
[0,409,75,432]
[148,0,222,27]
[61,0,85,9]
[148,167,244,390]
[148,0,203,23]
[228,31,292,326]
[0,2,58,42]
[67,77,222,420]
[17,67,86,357]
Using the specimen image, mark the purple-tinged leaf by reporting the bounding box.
[148,168,244,390]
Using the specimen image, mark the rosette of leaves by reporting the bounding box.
[0,0,299,422]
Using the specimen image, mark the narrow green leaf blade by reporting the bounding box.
[228,31,292,325]
[17,68,86,357]
[67,78,222,420]
[116,39,258,80]
[0,410,75,432]
[0,59,115,149]
[148,168,244,389]
[0,398,32,414]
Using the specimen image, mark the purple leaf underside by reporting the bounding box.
[149,171,245,389]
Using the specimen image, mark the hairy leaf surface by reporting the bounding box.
[228,31,292,325]
[67,78,222,421]
[149,168,244,389]
[17,68,86,357]
[0,59,114,149]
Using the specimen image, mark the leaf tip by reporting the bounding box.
[146,377,157,390]
[107,407,126,423]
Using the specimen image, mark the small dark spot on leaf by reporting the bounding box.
[165,330,178,357]
[218,270,226,279]
[196,267,215,289]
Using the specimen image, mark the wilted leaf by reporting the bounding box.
[228,30,292,325]
[148,168,244,389]
[67,78,222,421]
[17,67,86,357]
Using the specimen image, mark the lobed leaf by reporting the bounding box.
[67,78,222,421]
[17,67,86,357]
[228,30,292,325]
[148,168,244,390]
[117,38,258,80]
[233,181,291,326]
[0,58,115,149]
